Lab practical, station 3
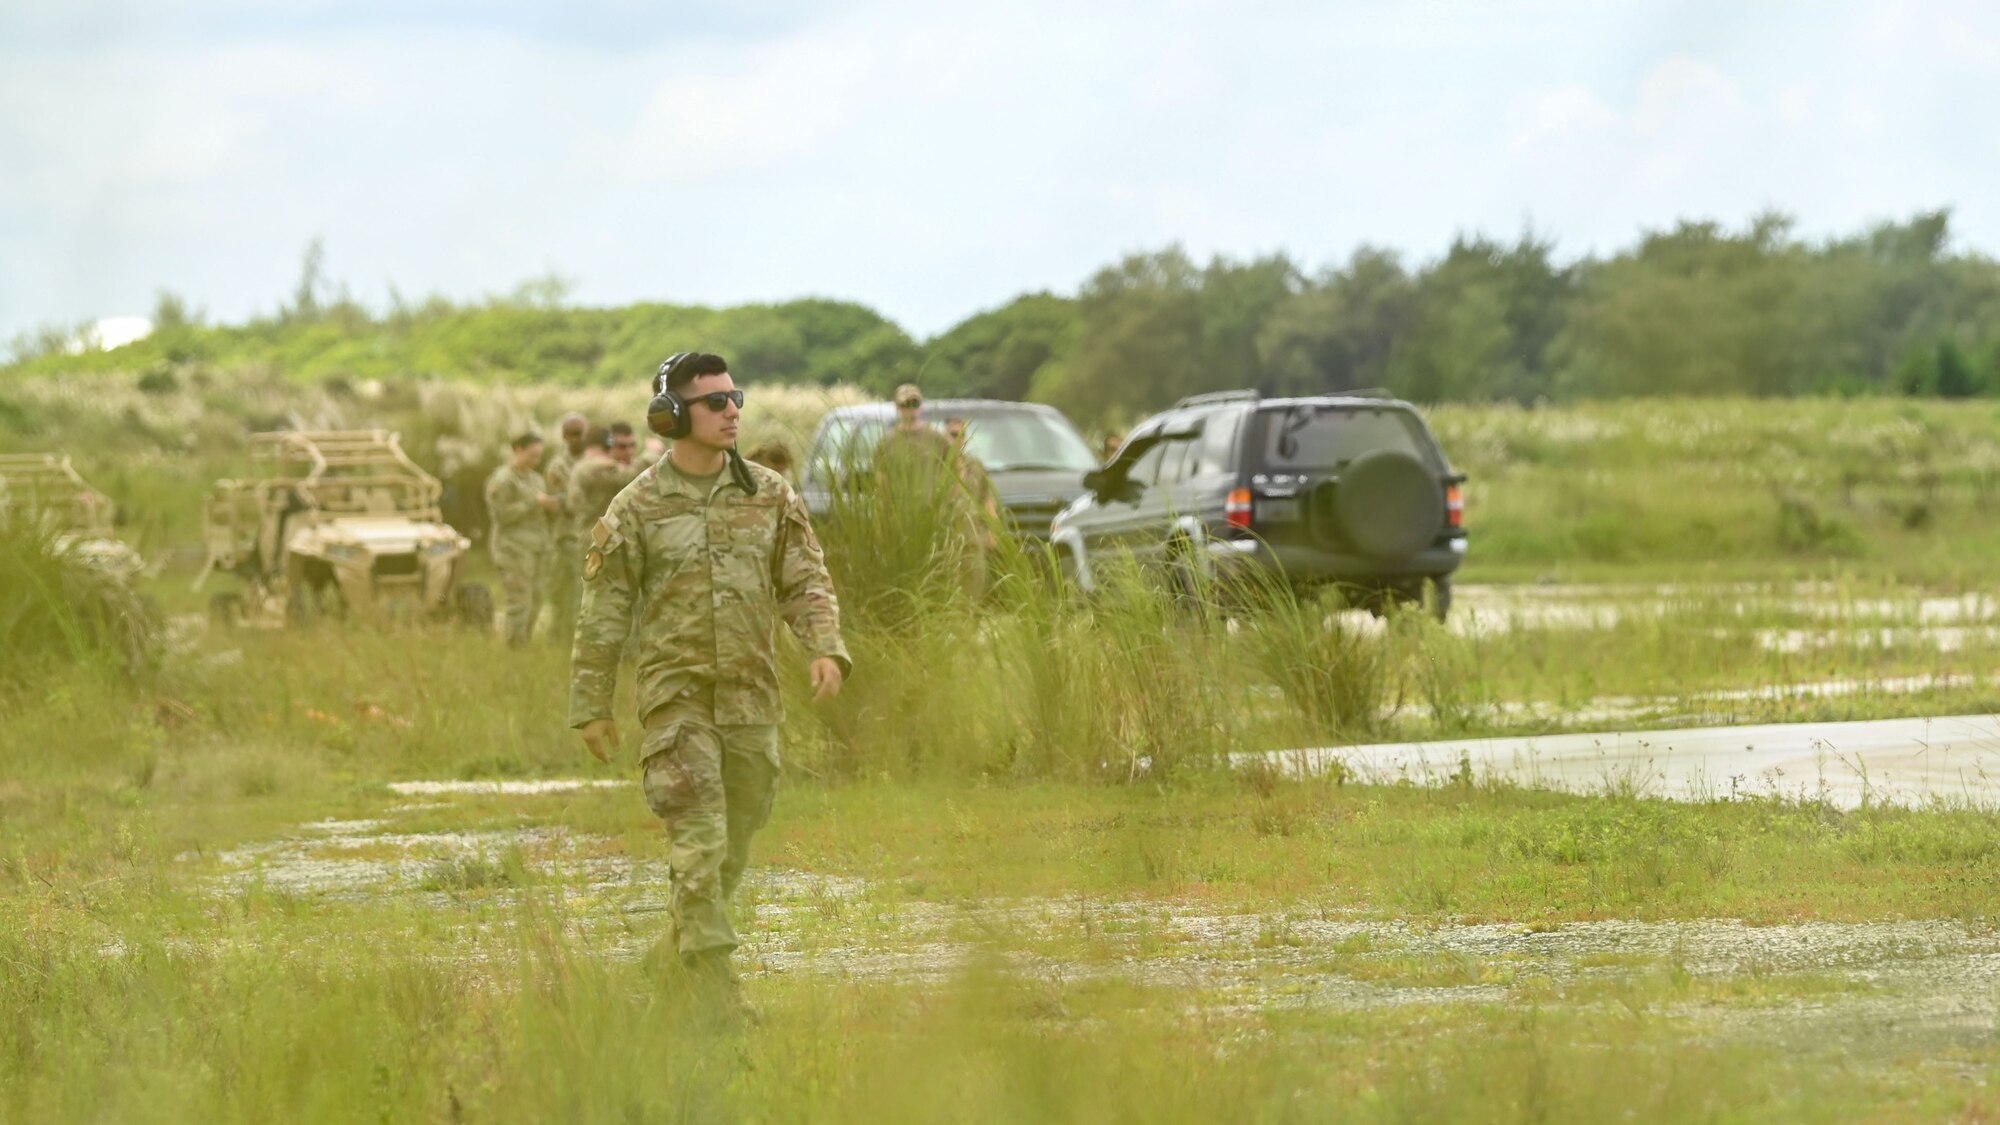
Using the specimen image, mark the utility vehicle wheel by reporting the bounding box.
[454,583,495,630]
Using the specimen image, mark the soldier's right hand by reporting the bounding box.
[537,494,561,511]
[580,719,620,763]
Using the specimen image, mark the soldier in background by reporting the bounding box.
[485,433,557,645]
[873,385,981,598]
[872,383,955,482]
[572,352,848,1021]
[744,440,795,481]
[609,420,639,467]
[567,422,643,534]
[544,412,591,645]
[944,415,1000,541]
[945,415,1001,597]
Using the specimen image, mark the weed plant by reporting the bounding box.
[0,516,159,681]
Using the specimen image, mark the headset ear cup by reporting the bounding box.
[646,391,687,439]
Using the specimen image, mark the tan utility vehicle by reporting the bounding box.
[198,430,491,627]
[0,452,145,580]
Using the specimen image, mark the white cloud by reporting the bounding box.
[617,35,878,179]
[1512,86,1619,152]
[1628,57,1740,136]
[4,0,2000,339]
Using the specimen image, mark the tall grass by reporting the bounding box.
[795,477,1388,781]
[2,906,1982,1124]
[0,518,158,682]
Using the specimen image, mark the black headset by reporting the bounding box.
[647,352,697,440]
[647,351,758,495]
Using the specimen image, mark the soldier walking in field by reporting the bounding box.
[571,352,849,1020]
[544,412,590,645]
[486,433,558,644]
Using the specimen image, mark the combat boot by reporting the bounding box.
[638,917,683,985]
[680,947,761,1027]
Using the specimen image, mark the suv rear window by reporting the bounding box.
[1250,404,1441,472]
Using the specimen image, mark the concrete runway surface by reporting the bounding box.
[1262,714,2000,809]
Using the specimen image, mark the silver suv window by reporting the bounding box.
[812,408,1096,475]
[955,412,1097,472]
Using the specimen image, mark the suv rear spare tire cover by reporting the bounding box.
[1331,449,1443,559]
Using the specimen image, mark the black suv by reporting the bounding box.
[1046,391,1467,616]
[800,399,1097,542]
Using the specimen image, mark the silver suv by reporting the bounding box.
[801,399,1097,542]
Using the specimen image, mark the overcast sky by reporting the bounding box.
[4,0,1997,343]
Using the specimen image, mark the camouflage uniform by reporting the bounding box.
[570,455,849,956]
[567,454,644,538]
[872,425,957,486]
[543,445,583,645]
[876,426,982,596]
[953,448,1000,598]
[485,464,553,644]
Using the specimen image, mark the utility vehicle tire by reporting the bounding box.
[454,583,495,630]
[1333,450,1444,559]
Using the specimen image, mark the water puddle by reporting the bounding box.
[385,779,629,796]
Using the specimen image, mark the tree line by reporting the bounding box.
[11,211,2000,428]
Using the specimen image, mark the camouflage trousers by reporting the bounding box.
[639,693,779,956]
[546,535,582,646]
[492,538,550,645]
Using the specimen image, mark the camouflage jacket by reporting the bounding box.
[543,446,578,541]
[873,426,956,484]
[569,453,850,730]
[485,465,552,552]
[566,456,642,539]
[954,450,1000,543]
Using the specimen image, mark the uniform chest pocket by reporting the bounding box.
[643,510,708,577]
[716,496,782,560]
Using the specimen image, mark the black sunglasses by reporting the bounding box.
[688,389,744,412]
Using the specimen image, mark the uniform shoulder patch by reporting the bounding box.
[591,515,623,550]
[585,515,623,581]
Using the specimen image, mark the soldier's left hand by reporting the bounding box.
[580,718,620,763]
[809,657,845,703]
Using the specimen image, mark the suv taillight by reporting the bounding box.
[1446,484,1464,528]
[1226,488,1253,529]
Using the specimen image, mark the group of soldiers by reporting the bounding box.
[482,414,649,646]
[484,380,1006,645]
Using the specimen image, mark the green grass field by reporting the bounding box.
[5,385,2000,1121]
